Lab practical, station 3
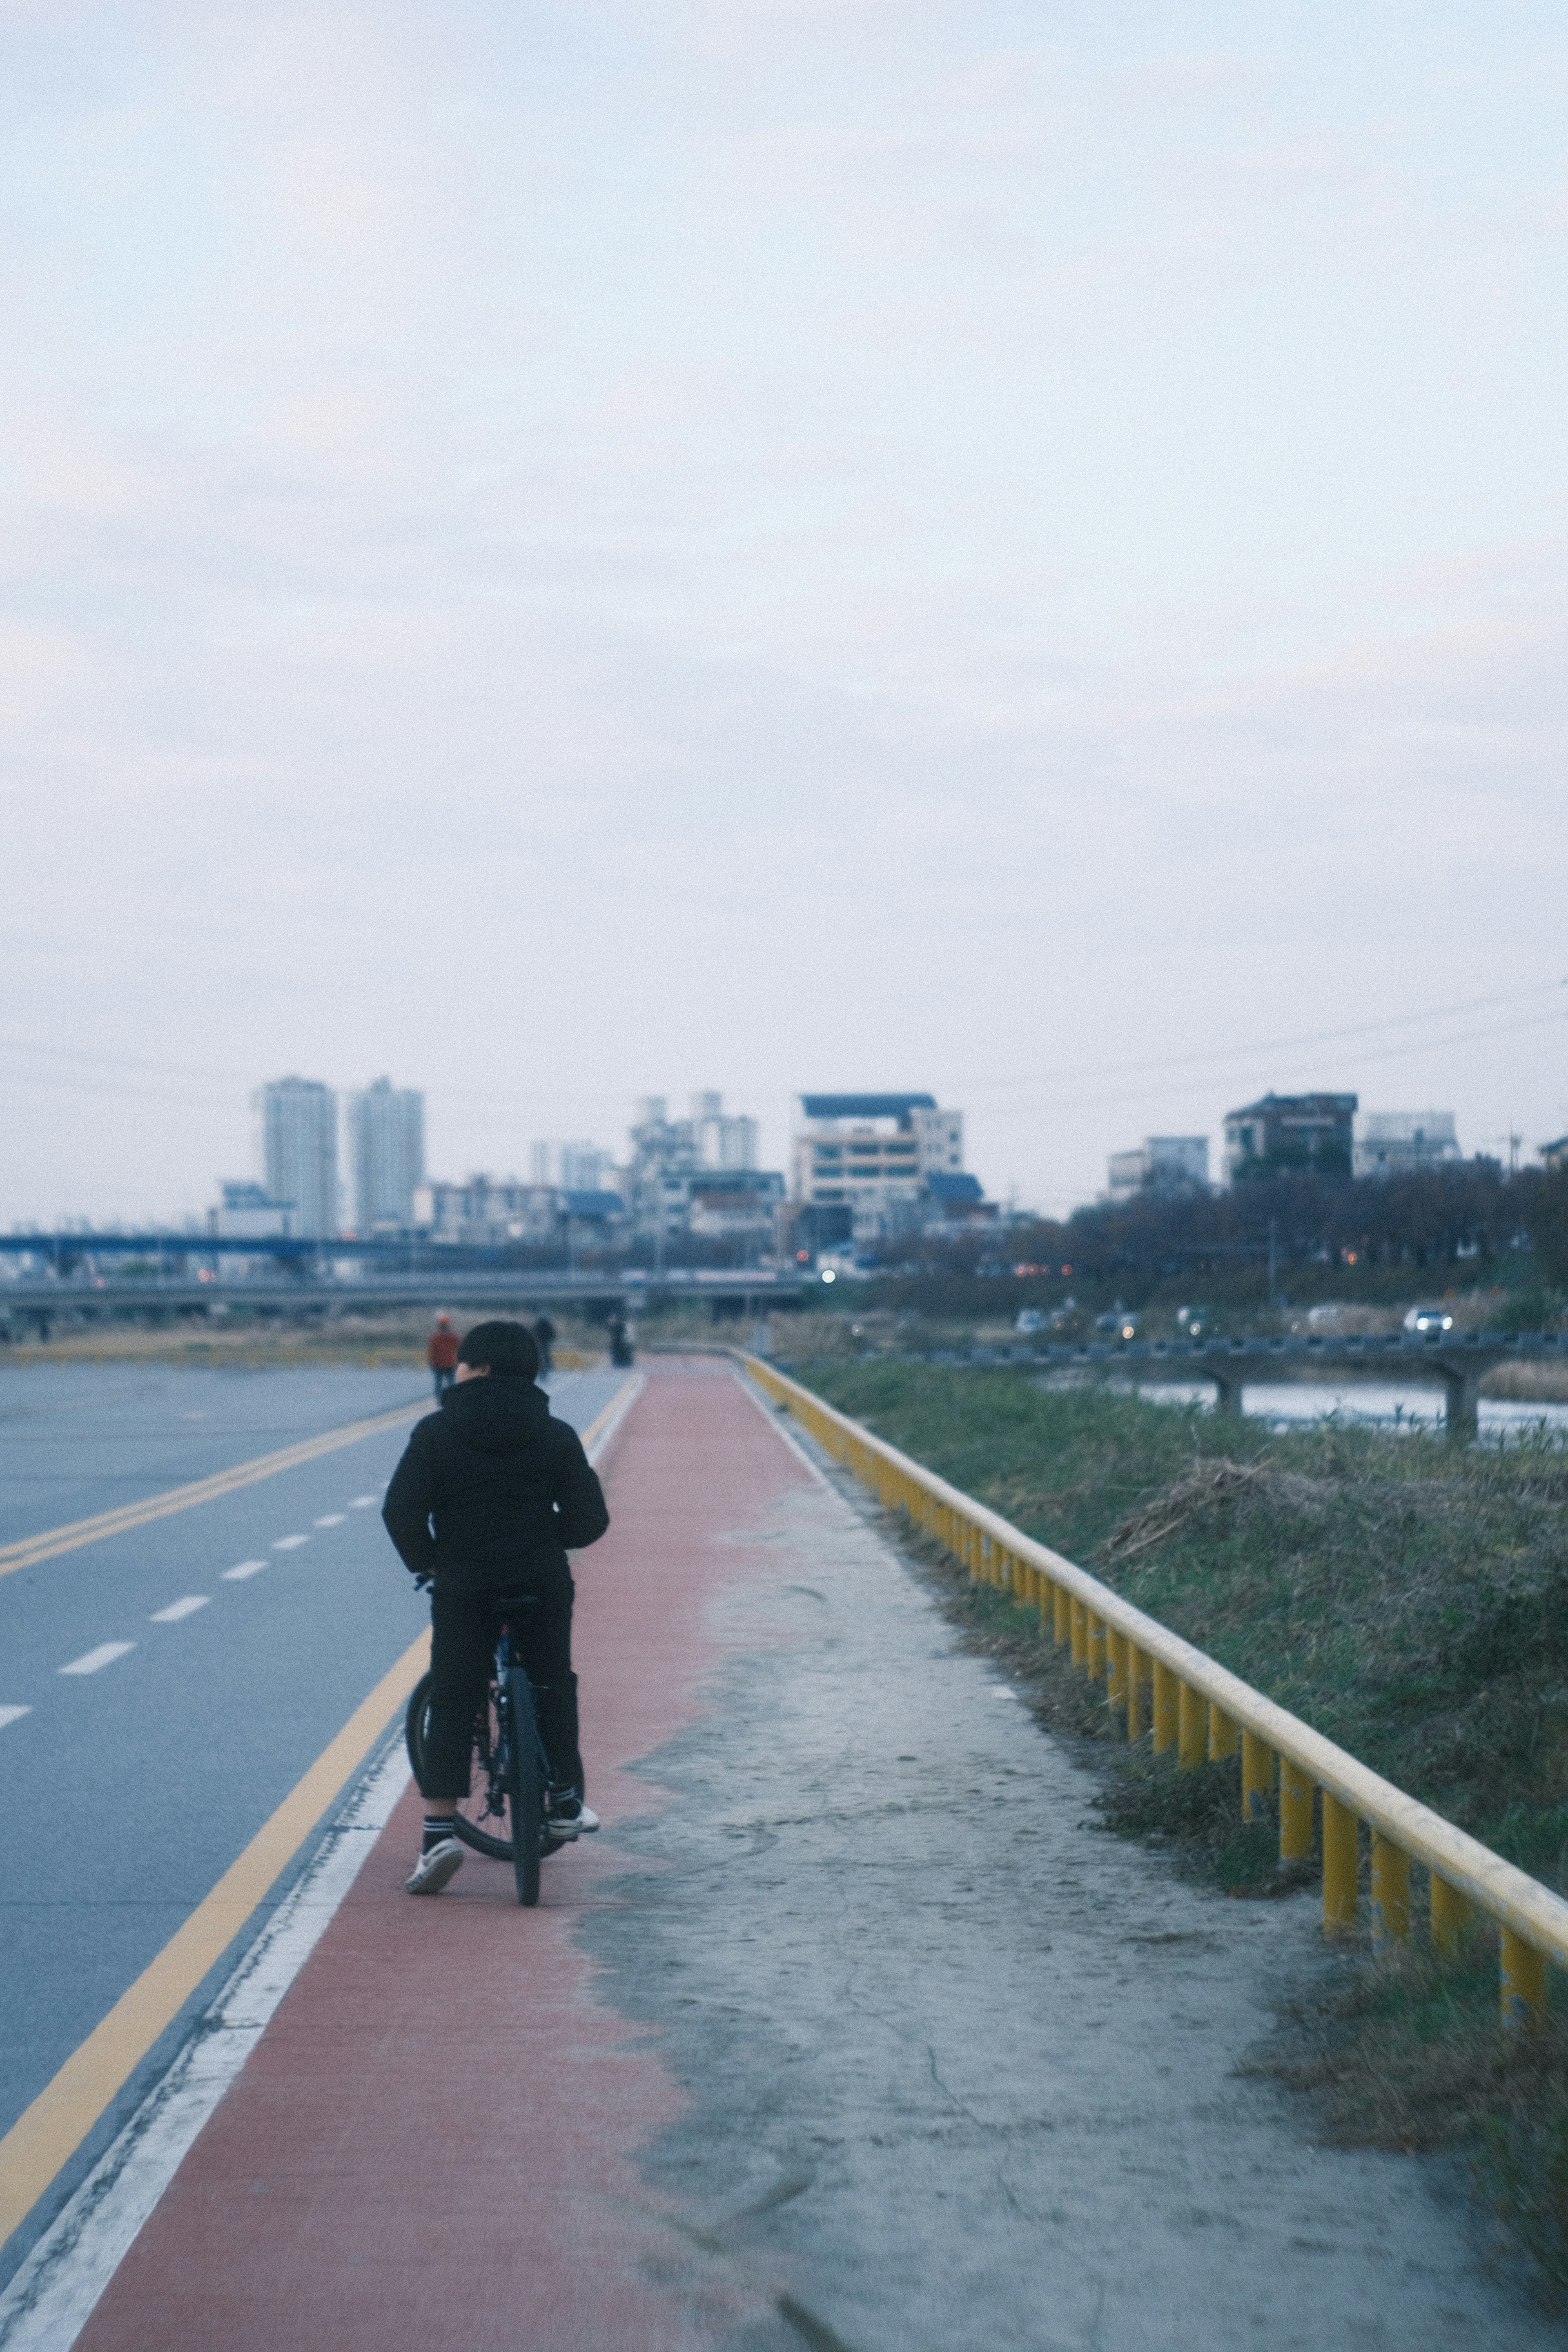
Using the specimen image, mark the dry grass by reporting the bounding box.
[0,1310,608,1371]
[793,1360,1568,2295]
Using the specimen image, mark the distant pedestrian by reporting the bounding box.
[533,1314,556,1379]
[427,1313,460,1399]
[608,1312,634,1368]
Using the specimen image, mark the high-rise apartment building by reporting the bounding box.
[256,1076,339,1239]
[530,1139,614,1192]
[349,1077,425,1230]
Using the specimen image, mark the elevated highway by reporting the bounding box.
[0,1267,809,1339]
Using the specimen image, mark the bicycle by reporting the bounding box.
[404,1597,564,1906]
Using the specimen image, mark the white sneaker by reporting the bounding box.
[405,1837,464,1895]
[546,1796,600,1840]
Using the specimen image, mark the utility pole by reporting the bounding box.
[1267,1216,1278,1305]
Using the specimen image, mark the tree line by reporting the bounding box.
[891,1158,1568,1304]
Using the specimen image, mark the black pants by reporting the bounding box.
[431,1367,455,1399]
[421,1574,582,1802]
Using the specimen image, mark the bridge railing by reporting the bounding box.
[743,1353,1568,2023]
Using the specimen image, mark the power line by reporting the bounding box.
[976,1005,1568,1123]
[952,976,1567,1104]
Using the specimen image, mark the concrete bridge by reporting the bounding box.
[924,1328,1567,1439]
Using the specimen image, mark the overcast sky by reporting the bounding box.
[3,2,1566,1225]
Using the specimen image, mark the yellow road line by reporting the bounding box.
[0,1630,432,2253]
[0,1368,643,2254]
[0,1399,426,1580]
[577,1375,637,1459]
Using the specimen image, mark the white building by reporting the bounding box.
[1107,1136,1209,1201]
[207,1180,295,1279]
[414,1176,559,1247]
[348,1077,425,1231]
[691,1092,759,1172]
[793,1094,969,1244]
[256,1077,338,1238]
[530,1140,615,1193]
[1352,1111,1461,1179]
[212,1180,295,1240]
[624,1093,771,1238]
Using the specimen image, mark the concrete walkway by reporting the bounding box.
[56,1363,1560,2348]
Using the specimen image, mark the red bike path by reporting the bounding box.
[73,1360,801,2352]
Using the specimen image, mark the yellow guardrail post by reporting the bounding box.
[1322,1794,1359,1933]
[1087,1611,1107,1684]
[1501,1929,1547,2028]
[1430,1875,1474,1953]
[1279,1755,1313,1859]
[1152,1659,1178,1753]
[1370,1836,1410,1947]
[1241,1731,1273,1823]
[1178,1679,1205,1769]
[738,1356,1568,2027]
[1107,1628,1128,1728]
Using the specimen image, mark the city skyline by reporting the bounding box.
[2,9,1566,1226]
[4,1042,1562,1239]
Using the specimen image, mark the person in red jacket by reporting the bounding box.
[426,1313,460,1400]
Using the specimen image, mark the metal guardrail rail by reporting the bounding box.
[743,1354,1568,2024]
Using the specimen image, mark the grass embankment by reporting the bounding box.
[0,1312,608,1371]
[786,1358,1568,2290]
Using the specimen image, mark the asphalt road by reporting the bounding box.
[0,1360,624,2289]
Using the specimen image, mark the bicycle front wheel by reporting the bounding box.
[404,1670,514,1862]
[505,1666,543,1906]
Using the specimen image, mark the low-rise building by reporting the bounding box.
[414,1176,558,1247]
[414,1177,628,1253]
[793,1093,975,1244]
[1222,1093,1356,1183]
[206,1181,297,1280]
[1352,1111,1461,1179]
[1106,1136,1209,1201]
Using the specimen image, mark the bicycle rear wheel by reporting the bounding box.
[404,1670,514,1861]
[505,1666,543,1906]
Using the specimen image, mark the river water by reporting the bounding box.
[1120,1377,1568,1444]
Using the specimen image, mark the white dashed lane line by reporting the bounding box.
[16,1478,387,1720]
[60,1643,136,1677]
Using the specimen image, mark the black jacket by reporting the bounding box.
[381,1375,609,1594]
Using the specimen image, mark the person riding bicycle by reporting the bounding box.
[382,1317,609,1896]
